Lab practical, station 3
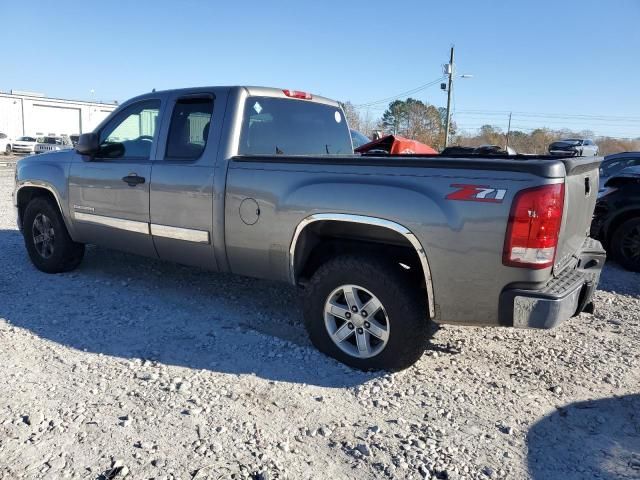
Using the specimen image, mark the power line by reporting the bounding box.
[456,110,640,122]
[455,115,640,129]
[455,125,639,140]
[354,76,445,108]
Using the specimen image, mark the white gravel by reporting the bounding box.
[1,165,639,479]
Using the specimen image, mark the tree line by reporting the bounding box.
[342,99,639,156]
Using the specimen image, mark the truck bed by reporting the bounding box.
[226,153,601,326]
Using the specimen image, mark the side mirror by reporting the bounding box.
[76,133,100,156]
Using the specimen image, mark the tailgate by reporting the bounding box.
[554,156,602,272]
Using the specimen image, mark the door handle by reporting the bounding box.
[122,174,145,187]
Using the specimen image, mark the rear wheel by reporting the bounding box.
[23,197,85,273]
[611,218,640,272]
[302,254,430,371]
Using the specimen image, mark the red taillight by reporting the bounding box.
[503,183,565,269]
[282,89,312,100]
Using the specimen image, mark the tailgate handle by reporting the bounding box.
[584,177,591,196]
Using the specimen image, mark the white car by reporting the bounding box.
[0,132,12,155]
[11,136,38,154]
[34,136,73,154]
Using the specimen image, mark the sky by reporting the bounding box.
[2,0,639,138]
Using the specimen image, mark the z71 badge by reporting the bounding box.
[446,184,507,203]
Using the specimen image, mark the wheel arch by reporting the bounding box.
[606,208,640,247]
[289,213,435,319]
[15,182,65,231]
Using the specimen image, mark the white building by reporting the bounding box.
[0,90,118,139]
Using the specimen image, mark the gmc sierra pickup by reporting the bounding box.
[14,86,605,370]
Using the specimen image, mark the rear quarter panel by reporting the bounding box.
[225,160,558,326]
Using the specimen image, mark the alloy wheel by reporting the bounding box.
[32,213,55,259]
[324,284,390,359]
[621,224,640,266]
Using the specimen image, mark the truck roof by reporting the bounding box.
[125,86,341,108]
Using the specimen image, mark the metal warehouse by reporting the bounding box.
[0,90,118,139]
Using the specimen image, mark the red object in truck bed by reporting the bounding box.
[355,134,438,155]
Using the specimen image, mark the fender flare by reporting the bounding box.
[289,213,436,319]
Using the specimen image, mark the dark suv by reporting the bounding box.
[591,166,640,272]
[598,152,640,194]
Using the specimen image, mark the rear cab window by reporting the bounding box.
[165,96,214,160]
[238,97,352,156]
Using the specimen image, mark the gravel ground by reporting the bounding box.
[0,166,639,480]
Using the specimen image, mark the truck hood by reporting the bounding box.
[604,166,640,188]
[17,149,72,167]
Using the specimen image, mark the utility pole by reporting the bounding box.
[505,112,512,150]
[444,46,455,148]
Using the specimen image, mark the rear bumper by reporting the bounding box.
[499,238,606,329]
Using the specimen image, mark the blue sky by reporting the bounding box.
[2,0,639,137]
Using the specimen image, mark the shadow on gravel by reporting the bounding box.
[597,262,640,297]
[527,394,640,480]
[0,229,389,387]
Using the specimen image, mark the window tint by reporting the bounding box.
[165,96,213,160]
[0,133,6,139]
[98,100,160,159]
[239,97,352,155]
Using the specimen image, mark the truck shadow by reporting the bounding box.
[0,229,406,387]
[597,261,640,297]
[527,394,640,480]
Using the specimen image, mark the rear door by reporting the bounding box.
[149,89,227,270]
[68,98,162,256]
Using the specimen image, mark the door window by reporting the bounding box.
[98,100,160,159]
[165,96,214,160]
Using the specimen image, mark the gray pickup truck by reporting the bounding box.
[14,86,605,370]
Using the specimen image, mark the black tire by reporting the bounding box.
[302,254,430,371]
[4,144,10,155]
[611,218,640,272]
[23,197,85,273]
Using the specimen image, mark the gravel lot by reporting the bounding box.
[1,165,639,479]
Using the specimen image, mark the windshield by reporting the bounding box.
[601,158,638,177]
[238,97,352,155]
[17,136,36,142]
[350,130,371,149]
[41,137,63,145]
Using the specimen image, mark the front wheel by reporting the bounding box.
[4,144,10,155]
[302,254,430,371]
[611,218,640,272]
[23,197,85,273]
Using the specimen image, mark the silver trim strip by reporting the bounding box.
[74,212,150,234]
[150,224,210,244]
[289,213,436,319]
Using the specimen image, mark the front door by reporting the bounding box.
[68,99,162,257]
